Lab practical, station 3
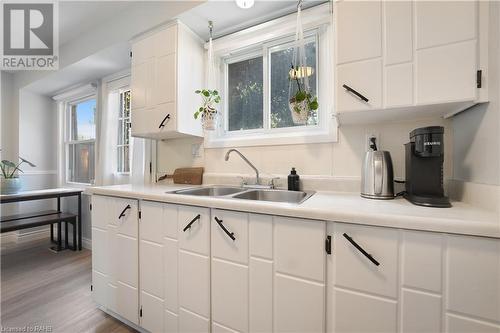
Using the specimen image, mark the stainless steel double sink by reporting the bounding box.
[169,186,314,205]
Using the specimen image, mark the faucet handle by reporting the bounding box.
[238,176,247,187]
[269,177,280,189]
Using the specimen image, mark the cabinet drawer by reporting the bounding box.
[211,210,249,265]
[334,223,398,298]
[178,206,210,256]
[131,102,176,138]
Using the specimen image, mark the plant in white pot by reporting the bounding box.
[194,89,221,131]
[289,64,318,125]
[0,157,36,194]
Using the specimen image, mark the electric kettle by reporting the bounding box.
[361,139,394,199]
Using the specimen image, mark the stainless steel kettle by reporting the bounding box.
[361,141,394,199]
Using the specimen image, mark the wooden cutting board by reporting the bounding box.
[172,167,204,185]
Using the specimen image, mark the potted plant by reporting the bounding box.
[289,64,318,125]
[1,157,36,194]
[194,89,221,131]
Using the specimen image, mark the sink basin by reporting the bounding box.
[171,186,245,197]
[232,189,314,204]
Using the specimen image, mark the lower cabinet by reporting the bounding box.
[210,210,327,333]
[91,195,139,325]
[327,223,500,333]
[91,195,500,333]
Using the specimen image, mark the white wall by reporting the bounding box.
[452,1,500,186]
[157,117,452,184]
[1,72,18,162]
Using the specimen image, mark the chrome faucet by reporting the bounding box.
[225,149,260,185]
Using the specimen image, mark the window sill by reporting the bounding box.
[205,127,337,148]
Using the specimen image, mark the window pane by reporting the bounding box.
[270,41,317,128]
[124,90,131,118]
[70,99,96,140]
[228,56,264,131]
[68,142,95,184]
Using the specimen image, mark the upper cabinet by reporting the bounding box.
[334,0,489,124]
[130,21,204,139]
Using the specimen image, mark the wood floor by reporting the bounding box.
[1,237,136,333]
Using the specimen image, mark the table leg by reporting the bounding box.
[65,222,69,249]
[73,219,77,251]
[57,221,62,251]
[78,193,82,251]
[50,224,54,243]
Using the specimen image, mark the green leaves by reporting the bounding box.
[194,88,221,119]
[1,157,36,178]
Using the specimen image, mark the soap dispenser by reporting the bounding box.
[288,168,300,191]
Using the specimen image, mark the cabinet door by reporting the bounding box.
[337,59,383,112]
[153,53,176,105]
[139,201,165,331]
[334,223,398,298]
[91,196,109,308]
[446,235,500,323]
[335,0,382,64]
[211,209,249,264]
[132,103,177,138]
[108,197,139,325]
[416,40,477,104]
[178,206,210,329]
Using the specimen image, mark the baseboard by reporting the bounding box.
[1,232,17,243]
[82,237,92,250]
[16,228,51,243]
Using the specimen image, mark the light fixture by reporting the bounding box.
[236,0,254,9]
[289,66,314,79]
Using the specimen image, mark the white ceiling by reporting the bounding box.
[25,42,131,95]
[59,2,137,46]
[23,0,326,96]
[178,0,326,41]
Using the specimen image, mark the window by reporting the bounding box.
[66,98,96,184]
[225,36,319,134]
[208,4,335,148]
[117,89,131,173]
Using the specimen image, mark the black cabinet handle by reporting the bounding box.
[343,233,380,266]
[183,214,201,232]
[342,84,369,102]
[118,205,131,219]
[159,114,171,128]
[214,217,235,241]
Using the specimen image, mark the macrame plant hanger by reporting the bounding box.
[288,0,318,125]
[201,20,219,131]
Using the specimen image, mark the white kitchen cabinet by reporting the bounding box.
[91,195,139,325]
[130,21,203,139]
[328,223,500,333]
[211,210,327,333]
[139,201,210,333]
[334,0,488,123]
[335,0,382,64]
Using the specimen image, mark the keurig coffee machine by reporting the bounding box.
[404,126,451,208]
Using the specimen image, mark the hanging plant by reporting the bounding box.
[288,2,319,125]
[289,64,318,125]
[194,89,220,131]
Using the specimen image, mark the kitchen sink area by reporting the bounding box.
[169,186,315,204]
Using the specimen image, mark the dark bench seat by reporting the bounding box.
[1,211,78,251]
[1,212,76,233]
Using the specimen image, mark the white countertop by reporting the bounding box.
[85,184,500,238]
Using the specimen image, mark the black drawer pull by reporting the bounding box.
[343,233,380,266]
[159,114,171,128]
[214,217,235,241]
[183,214,201,232]
[118,205,131,219]
[342,84,369,102]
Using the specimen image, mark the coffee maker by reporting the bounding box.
[404,126,451,208]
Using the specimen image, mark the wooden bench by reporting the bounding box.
[1,210,78,251]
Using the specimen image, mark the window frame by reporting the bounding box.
[64,94,97,186]
[205,3,336,148]
[116,88,131,175]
